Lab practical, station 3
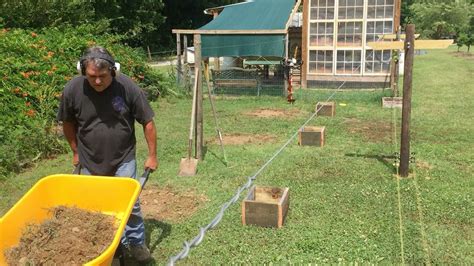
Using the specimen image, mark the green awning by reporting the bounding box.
[199,0,296,58]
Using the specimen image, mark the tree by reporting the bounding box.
[466,34,474,52]
[410,1,473,39]
[457,33,468,51]
[155,0,242,51]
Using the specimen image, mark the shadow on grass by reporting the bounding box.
[145,218,172,253]
[205,146,228,166]
[345,152,398,173]
[115,219,171,265]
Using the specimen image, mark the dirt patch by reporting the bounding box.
[244,108,304,118]
[416,160,434,170]
[344,118,393,143]
[5,206,116,265]
[207,133,278,145]
[450,51,474,60]
[140,186,208,222]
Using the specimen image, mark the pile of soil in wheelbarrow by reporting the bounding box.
[4,206,117,265]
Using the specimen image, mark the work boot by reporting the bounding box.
[128,243,153,263]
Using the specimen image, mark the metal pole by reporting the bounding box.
[399,24,415,177]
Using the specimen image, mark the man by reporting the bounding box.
[57,46,157,263]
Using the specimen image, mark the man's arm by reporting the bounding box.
[63,121,79,166]
[143,120,158,170]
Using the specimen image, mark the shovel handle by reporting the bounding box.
[139,167,153,189]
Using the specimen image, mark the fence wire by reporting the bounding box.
[167,83,347,266]
[167,45,385,264]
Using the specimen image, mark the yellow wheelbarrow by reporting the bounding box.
[0,168,151,265]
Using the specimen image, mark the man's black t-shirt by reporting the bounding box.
[57,74,154,175]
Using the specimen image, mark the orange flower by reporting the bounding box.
[13,87,21,94]
[20,72,30,79]
[26,109,35,117]
[26,102,31,107]
[22,92,29,97]
[47,70,53,76]
[31,32,38,38]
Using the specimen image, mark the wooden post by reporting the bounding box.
[183,35,188,64]
[393,0,402,96]
[194,34,203,160]
[176,33,182,85]
[399,24,415,177]
[301,0,308,89]
[284,33,289,96]
[147,46,152,61]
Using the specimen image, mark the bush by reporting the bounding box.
[0,24,176,178]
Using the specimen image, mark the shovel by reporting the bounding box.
[178,68,199,176]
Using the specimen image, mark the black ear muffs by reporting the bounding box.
[79,51,117,77]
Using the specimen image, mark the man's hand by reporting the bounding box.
[73,152,79,166]
[144,156,158,171]
[143,120,157,171]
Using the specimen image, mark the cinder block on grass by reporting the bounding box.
[298,126,325,147]
[382,97,403,108]
[316,102,336,116]
[242,186,290,228]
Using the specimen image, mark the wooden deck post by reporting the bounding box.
[183,35,188,64]
[399,24,415,177]
[194,34,203,160]
[176,33,182,85]
[284,33,289,96]
[301,0,308,89]
[391,0,402,96]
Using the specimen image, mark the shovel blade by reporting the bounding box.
[178,158,198,176]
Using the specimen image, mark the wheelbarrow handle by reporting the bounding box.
[138,167,153,189]
[72,164,81,175]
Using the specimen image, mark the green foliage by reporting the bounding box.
[0,0,165,49]
[0,25,173,177]
[410,1,473,39]
[457,33,468,51]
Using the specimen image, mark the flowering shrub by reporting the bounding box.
[0,25,173,178]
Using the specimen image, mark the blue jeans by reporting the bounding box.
[80,159,146,246]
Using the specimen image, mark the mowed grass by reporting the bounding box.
[1,46,472,264]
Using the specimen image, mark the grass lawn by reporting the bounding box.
[1,46,472,264]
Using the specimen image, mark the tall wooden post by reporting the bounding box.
[399,24,415,177]
[176,34,182,85]
[301,0,309,89]
[183,35,189,90]
[183,35,188,64]
[392,0,402,96]
[284,33,289,96]
[194,34,203,160]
